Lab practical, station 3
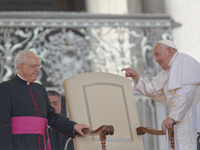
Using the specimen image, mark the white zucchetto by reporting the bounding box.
[157,39,177,49]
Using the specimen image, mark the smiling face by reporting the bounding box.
[18,53,41,82]
[153,43,175,70]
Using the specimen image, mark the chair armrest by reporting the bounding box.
[82,125,114,136]
[136,126,165,135]
[137,126,175,149]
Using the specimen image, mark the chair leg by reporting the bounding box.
[101,140,106,150]
[168,128,175,149]
[100,133,106,150]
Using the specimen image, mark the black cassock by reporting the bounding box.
[48,127,74,150]
[0,75,76,150]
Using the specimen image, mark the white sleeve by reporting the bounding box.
[135,77,166,103]
[169,84,196,121]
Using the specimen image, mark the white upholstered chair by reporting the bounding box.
[63,72,174,150]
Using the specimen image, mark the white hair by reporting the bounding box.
[14,50,37,70]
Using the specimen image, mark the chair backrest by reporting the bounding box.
[63,72,144,150]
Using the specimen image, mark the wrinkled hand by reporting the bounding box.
[161,117,174,133]
[74,124,90,136]
[121,67,140,84]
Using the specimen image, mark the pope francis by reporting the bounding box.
[122,40,200,150]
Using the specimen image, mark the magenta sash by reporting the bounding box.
[11,116,51,150]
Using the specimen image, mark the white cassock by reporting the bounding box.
[135,52,200,150]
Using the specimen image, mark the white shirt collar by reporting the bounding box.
[168,52,178,67]
[17,73,30,85]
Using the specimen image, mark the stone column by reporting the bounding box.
[142,0,165,13]
[127,0,142,13]
[85,0,131,75]
[86,0,128,14]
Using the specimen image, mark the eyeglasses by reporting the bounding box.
[23,63,42,69]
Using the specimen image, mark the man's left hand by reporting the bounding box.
[74,124,90,136]
[161,117,174,133]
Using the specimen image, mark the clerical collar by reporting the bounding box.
[168,52,178,68]
[17,73,30,85]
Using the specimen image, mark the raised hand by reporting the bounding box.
[121,67,140,84]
